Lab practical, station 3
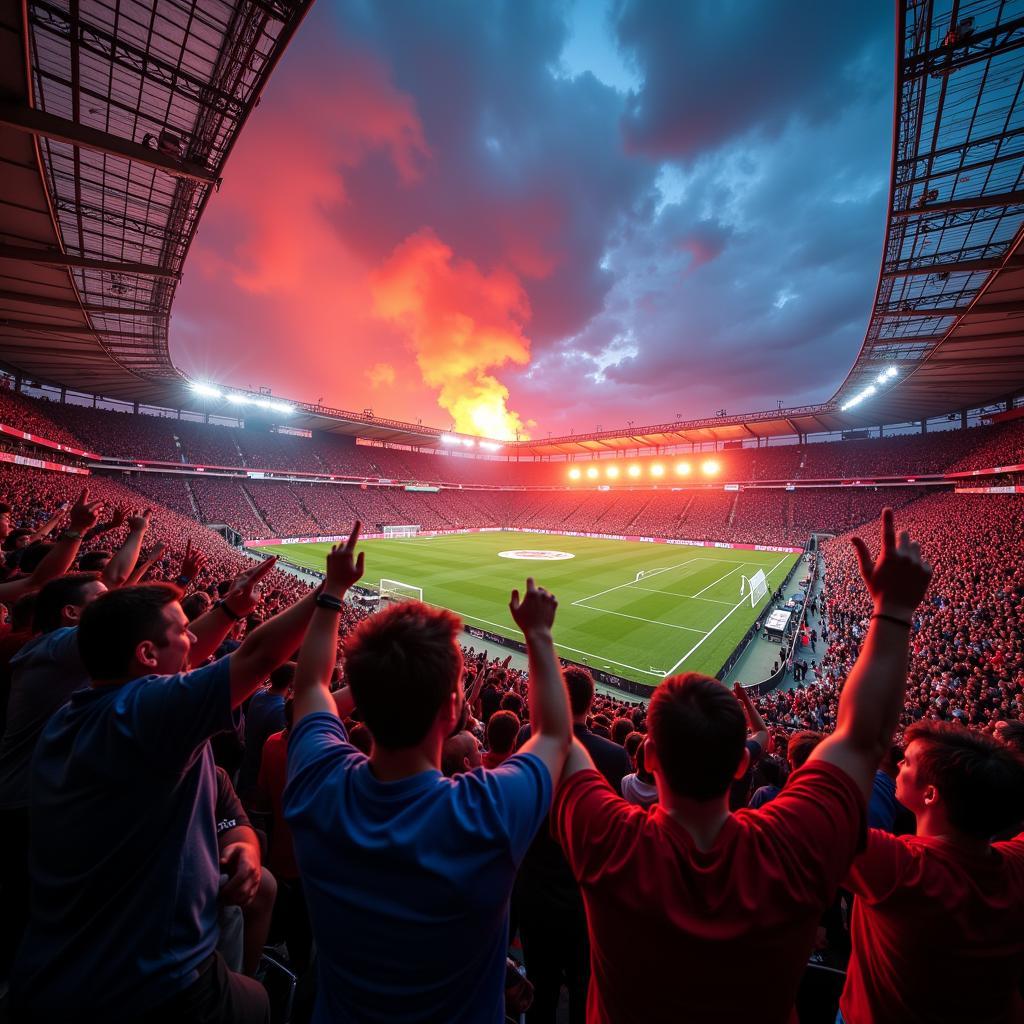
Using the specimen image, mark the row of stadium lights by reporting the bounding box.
[840,366,899,413]
[440,434,502,452]
[190,381,294,416]
[569,459,720,482]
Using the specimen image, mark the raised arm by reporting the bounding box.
[293,525,364,723]
[125,541,168,585]
[101,510,150,588]
[187,556,277,666]
[511,578,571,780]
[0,489,101,601]
[83,504,127,542]
[733,682,769,750]
[28,503,69,542]
[810,508,932,802]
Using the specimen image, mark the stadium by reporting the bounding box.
[0,1,1022,1023]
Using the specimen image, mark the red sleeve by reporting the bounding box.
[844,828,915,903]
[747,760,867,904]
[552,769,644,884]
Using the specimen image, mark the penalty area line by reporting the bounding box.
[662,554,790,677]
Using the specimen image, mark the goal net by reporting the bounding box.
[383,524,421,539]
[740,569,769,609]
[379,578,423,605]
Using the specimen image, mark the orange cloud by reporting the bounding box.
[372,229,532,439]
[366,362,396,389]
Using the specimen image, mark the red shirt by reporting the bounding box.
[841,831,1024,1024]
[552,761,864,1024]
[257,729,298,879]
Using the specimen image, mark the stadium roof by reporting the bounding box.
[0,0,1022,457]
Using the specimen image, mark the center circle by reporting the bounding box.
[498,549,575,561]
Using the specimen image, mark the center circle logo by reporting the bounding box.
[498,550,575,561]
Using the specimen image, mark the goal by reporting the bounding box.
[740,569,769,609]
[379,578,424,605]
[383,524,421,539]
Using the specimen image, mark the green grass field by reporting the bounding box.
[254,531,799,688]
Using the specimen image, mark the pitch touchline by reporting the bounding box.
[630,586,735,605]
[662,554,790,677]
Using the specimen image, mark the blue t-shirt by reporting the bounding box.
[238,687,286,794]
[12,658,236,1018]
[868,769,900,832]
[284,713,552,1024]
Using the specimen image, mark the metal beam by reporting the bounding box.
[0,290,159,317]
[893,189,1024,219]
[901,15,1024,81]
[0,243,180,280]
[881,255,1011,278]
[0,319,159,341]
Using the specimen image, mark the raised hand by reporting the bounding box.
[325,521,364,594]
[851,507,932,621]
[127,508,151,531]
[223,555,277,618]
[67,488,103,534]
[109,506,128,530]
[179,539,207,581]
[509,578,558,636]
[219,842,260,907]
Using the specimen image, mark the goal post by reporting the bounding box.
[379,578,424,604]
[740,569,769,609]
[383,524,421,539]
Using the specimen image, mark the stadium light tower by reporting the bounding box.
[651,464,665,477]
[675,461,691,476]
[586,466,599,480]
[627,464,641,478]
[568,467,581,481]
[702,459,721,476]
[606,465,620,479]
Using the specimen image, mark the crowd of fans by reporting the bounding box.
[0,468,1020,1024]
[5,385,1024,486]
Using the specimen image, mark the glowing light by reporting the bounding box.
[675,461,691,476]
[568,467,581,480]
[191,382,223,399]
[606,465,620,479]
[841,367,899,411]
[440,435,460,444]
[651,464,665,477]
[627,464,641,478]
[479,441,502,452]
[586,466,599,480]
[226,394,249,405]
[702,459,721,476]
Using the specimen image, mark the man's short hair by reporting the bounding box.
[564,666,594,717]
[500,692,524,718]
[3,528,31,551]
[905,720,1024,839]
[343,601,462,750]
[788,730,824,771]
[181,592,212,622]
[269,662,294,692]
[77,550,111,572]
[996,720,1024,756]
[32,572,101,635]
[486,710,520,755]
[647,673,746,800]
[78,584,182,680]
[624,731,644,760]
[611,717,633,746]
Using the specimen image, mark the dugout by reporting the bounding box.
[764,609,792,643]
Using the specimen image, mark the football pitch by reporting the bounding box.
[254,532,800,688]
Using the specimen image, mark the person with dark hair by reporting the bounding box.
[515,664,631,1024]
[867,742,905,832]
[0,571,107,972]
[787,729,824,772]
[840,721,1024,1023]
[610,717,632,746]
[623,730,643,762]
[10,550,323,1023]
[286,532,570,1024]
[995,718,1024,756]
[553,509,933,1022]
[621,741,657,808]
[484,709,520,768]
[237,662,293,799]
[500,691,524,719]
[747,755,786,809]
[0,591,36,730]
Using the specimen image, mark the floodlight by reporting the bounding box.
[440,435,459,444]
[651,464,665,477]
[226,394,249,405]
[627,464,641,478]
[586,466,599,479]
[191,382,222,399]
[702,459,720,476]
[606,465,620,479]
[569,467,581,480]
[675,461,691,476]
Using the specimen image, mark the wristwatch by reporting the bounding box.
[315,592,344,612]
[214,600,244,621]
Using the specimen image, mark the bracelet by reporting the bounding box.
[215,600,244,622]
[871,612,912,629]
[315,592,344,612]
[60,530,82,542]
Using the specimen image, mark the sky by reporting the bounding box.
[171,0,894,439]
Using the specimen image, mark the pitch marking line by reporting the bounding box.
[630,586,735,605]
[571,602,708,634]
[571,558,703,606]
[690,561,748,598]
[662,554,790,677]
[444,607,666,677]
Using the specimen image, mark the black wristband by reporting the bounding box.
[871,612,912,629]
[315,592,344,612]
[215,600,244,622]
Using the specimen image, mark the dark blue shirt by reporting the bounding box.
[12,658,236,1018]
[237,687,286,794]
[868,769,901,832]
[285,713,551,1024]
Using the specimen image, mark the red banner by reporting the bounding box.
[0,423,100,460]
[0,451,89,474]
